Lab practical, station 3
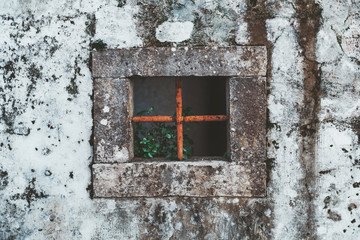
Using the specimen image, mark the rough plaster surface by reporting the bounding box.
[1,0,360,239]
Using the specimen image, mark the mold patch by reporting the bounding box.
[66,57,81,99]
[0,170,9,190]
[10,177,48,208]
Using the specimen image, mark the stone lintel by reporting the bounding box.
[93,161,266,198]
[92,46,267,78]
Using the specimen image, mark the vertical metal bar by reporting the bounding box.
[176,78,183,160]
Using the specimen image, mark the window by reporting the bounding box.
[92,46,267,197]
[133,76,228,158]
[133,77,228,160]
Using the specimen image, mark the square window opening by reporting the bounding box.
[132,76,228,160]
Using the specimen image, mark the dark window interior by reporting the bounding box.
[133,76,227,157]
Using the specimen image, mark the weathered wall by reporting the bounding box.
[0,0,359,239]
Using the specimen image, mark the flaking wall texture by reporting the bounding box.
[0,0,360,239]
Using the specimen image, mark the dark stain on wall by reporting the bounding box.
[319,169,333,175]
[351,119,360,144]
[2,59,32,136]
[2,61,18,128]
[245,0,324,238]
[245,0,274,186]
[87,161,95,199]
[295,0,322,238]
[245,2,275,236]
[348,203,357,212]
[117,0,127,8]
[10,177,48,208]
[327,209,342,221]
[85,13,96,37]
[66,57,80,100]
[148,203,169,238]
[3,61,16,90]
[0,170,9,191]
[135,1,170,47]
[130,198,273,239]
[27,63,41,98]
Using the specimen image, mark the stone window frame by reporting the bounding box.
[92,46,267,198]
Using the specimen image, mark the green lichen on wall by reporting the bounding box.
[92,39,107,51]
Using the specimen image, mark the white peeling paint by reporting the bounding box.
[235,21,249,44]
[95,4,142,48]
[100,119,107,126]
[264,209,272,218]
[316,25,343,63]
[103,106,110,113]
[156,21,194,42]
[112,146,129,162]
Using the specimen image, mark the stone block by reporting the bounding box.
[93,161,266,197]
[92,46,267,78]
[94,78,133,163]
[228,77,266,164]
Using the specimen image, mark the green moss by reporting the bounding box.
[92,39,107,51]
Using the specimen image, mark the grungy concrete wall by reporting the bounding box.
[0,0,360,239]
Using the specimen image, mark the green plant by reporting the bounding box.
[134,107,194,160]
[92,39,107,51]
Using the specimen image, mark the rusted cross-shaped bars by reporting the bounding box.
[132,78,229,160]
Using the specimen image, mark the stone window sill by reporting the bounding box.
[93,160,264,198]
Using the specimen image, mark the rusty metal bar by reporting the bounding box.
[183,115,228,122]
[176,78,183,160]
[132,116,175,122]
[132,115,228,123]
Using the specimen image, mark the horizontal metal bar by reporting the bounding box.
[132,115,229,122]
[183,115,228,122]
[132,116,175,122]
